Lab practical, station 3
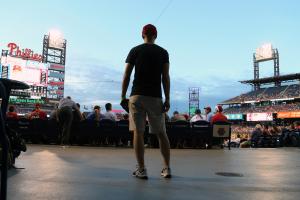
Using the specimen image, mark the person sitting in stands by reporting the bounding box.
[203,106,213,122]
[262,124,271,136]
[29,103,47,120]
[294,121,300,130]
[240,124,262,148]
[103,103,116,121]
[183,113,190,121]
[251,124,263,142]
[6,105,18,120]
[230,134,241,147]
[211,105,228,124]
[170,111,186,122]
[269,125,281,136]
[190,109,204,123]
[75,103,86,121]
[87,105,105,122]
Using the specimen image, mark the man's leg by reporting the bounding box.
[145,96,171,178]
[62,113,73,145]
[61,107,73,145]
[133,130,145,169]
[129,96,146,169]
[157,132,170,168]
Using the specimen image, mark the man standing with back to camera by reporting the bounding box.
[121,24,171,179]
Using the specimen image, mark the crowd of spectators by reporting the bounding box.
[7,104,48,120]
[224,84,300,103]
[169,105,227,124]
[224,102,300,114]
[7,101,229,125]
[6,102,129,122]
[6,98,300,149]
[231,124,283,137]
[229,121,300,148]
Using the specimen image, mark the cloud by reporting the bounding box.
[63,57,250,113]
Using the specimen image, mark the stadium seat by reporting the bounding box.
[167,121,190,148]
[31,119,48,144]
[98,119,117,146]
[6,119,19,131]
[16,118,32,143]
[78,120,98,145]
[190,120,211,148]
[45,119,60,144]
[117,120,131,146]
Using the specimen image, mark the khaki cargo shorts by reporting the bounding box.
[129,95,166,134]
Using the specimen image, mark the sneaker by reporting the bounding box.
[161,167,172,178]
[132,166,148,179]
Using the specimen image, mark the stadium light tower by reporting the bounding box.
[253,43,280,90]
[43,29,67,100]
[189,87,200,116]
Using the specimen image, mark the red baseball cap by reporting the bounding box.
[215,105,223,112]
[142,24,157,38]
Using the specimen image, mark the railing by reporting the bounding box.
[6,119,233,149]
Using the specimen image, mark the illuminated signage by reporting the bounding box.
[246,113,273,121]
[10,90,31,97]
[277,112,300,119]
[225,114,243,120]
[7,43,43,62]
[1,56,48,87]
[255,43,273,61]
[9,98,45,104]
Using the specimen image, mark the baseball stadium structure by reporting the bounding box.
[220,44,300,123]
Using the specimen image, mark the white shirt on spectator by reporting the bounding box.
[233,137,241,144]
[103,111,116,121]
[190,114,204,123]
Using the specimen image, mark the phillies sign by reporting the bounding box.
[7,43,43,62]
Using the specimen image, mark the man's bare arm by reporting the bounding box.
[121,63,134,99]
[162,63,170,111]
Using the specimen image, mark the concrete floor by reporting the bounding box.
[6,145,300,200]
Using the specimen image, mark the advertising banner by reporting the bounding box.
[277,111,300,119]
[247,113,273,121]
[225,114,243,120]
[9,98,45,104]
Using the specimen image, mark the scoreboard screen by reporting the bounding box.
[1,56,48,87]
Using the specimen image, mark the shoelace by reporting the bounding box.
[161,167,169,173]
[135,165,146,173]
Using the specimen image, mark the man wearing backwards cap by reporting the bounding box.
[121,24,171,179]
[211,105,228,124]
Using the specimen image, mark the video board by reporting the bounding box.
[1,56,48,87]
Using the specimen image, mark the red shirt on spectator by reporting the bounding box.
[211,113,228,124]
[6,112,18,120]
[29,110,47,120]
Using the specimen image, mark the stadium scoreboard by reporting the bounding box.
[0,41,65,103]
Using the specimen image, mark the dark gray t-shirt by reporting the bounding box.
[126,43,169,98]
